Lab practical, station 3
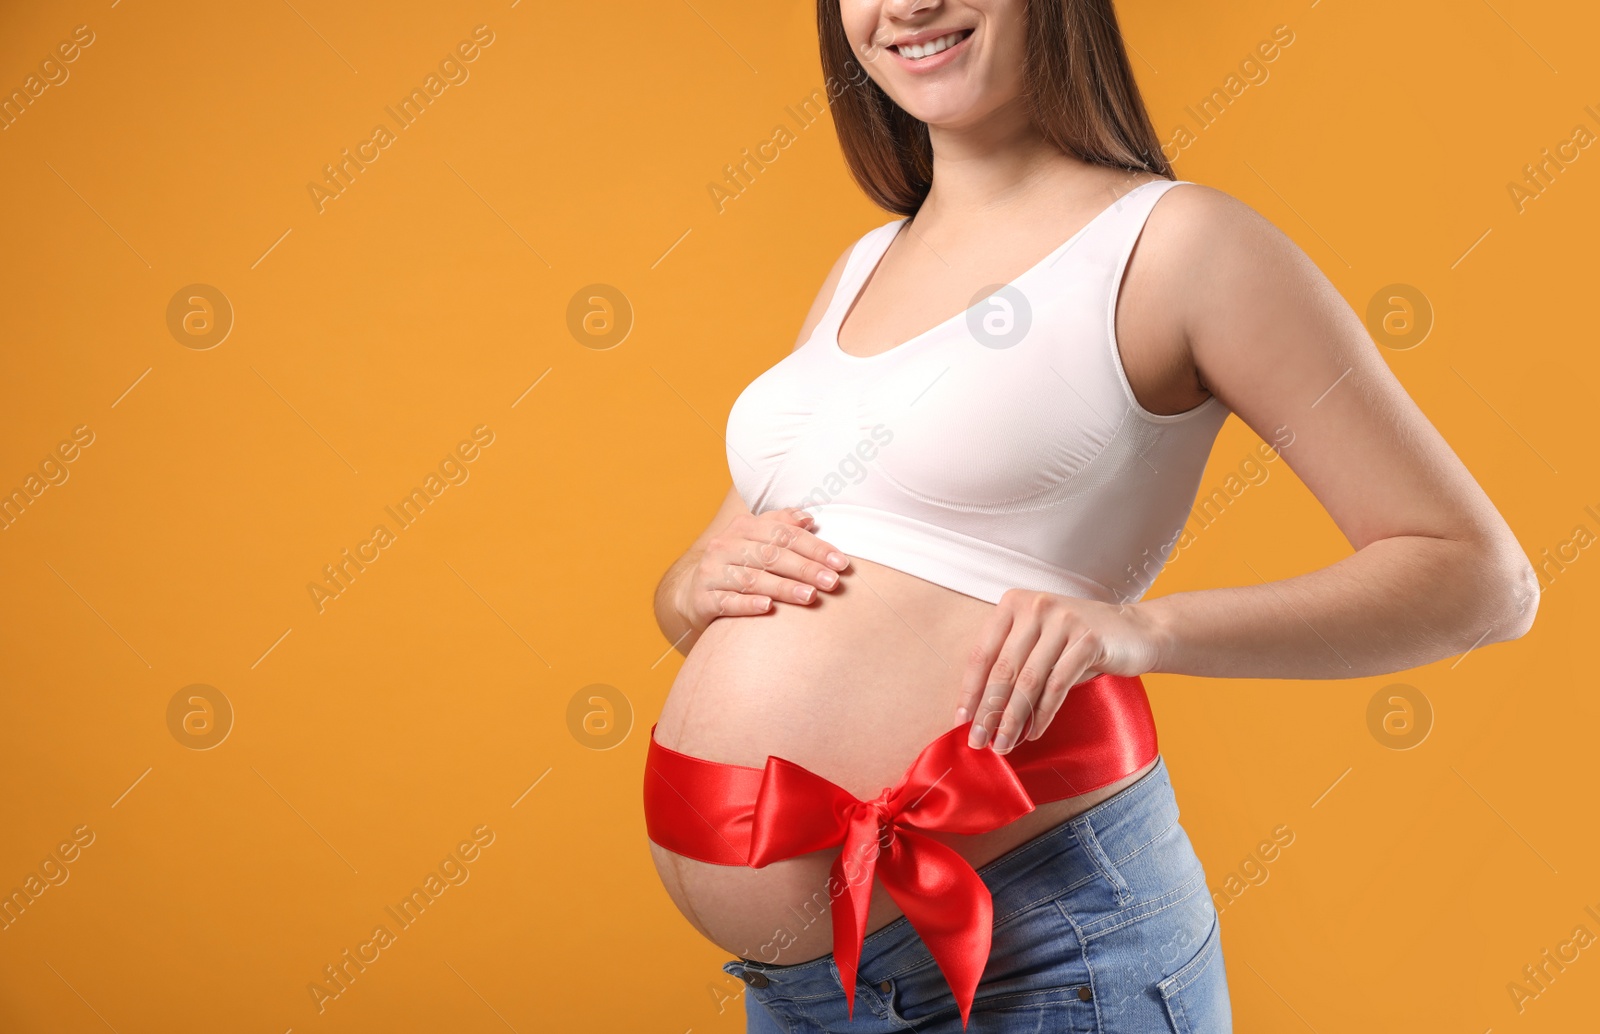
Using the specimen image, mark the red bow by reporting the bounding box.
[745,723,1037,1029]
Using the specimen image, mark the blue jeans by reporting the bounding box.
[722,755,1231,1032]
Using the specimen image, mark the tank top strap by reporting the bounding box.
[825,217,906,323]
[1094,177,1189,268]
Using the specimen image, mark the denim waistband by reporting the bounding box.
[723,753,1178,997]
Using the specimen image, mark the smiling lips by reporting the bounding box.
[889,28,973,61]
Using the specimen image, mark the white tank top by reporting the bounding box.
[725,178,1229,605]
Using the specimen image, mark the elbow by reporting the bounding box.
[1481,550,1541,644]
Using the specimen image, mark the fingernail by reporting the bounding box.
[826,551,847,569]
[992,732,1012,753]
[969,726,990,749]
[955,707,968,723]
[818,569,838,588]
[794,585,814,603]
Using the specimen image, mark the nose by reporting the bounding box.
[883,0,942,17]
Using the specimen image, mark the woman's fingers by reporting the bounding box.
[707,560,827,605]
[992,617,1074,752]
[1026,625,1098,742]
[957,608,1014,731]
[954,595,1144,750]
[704,588,773,617]
[726,514,850,586]
[683,510,853,627]
[767,512,852,577]
[966,612,1043,750]
[708,541,839,600]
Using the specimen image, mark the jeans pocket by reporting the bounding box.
[884,977,1095,1029]
[1155,910,1231,1033]
[882,898,1096,1028]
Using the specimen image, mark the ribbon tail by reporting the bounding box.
[876,829,994,1030]
[830,809,885,1021]
[827,842,877,1020]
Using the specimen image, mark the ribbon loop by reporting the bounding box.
[744,725,1038,1027]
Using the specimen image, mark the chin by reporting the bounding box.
[904,98,1001,131]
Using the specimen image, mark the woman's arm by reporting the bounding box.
[958,184,1540,753]
[1138,185,1539,678]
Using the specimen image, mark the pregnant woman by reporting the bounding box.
[645,1,1539,1031]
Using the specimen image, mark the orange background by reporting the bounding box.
[1,1,1596,1030]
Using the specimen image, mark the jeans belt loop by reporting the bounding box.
[1070,814,1134,905]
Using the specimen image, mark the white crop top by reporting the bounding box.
[725,178,1229,606]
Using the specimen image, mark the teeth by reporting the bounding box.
[896,31,965,60]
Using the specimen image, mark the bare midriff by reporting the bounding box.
[648,555,1158,966]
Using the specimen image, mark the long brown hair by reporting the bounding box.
[816,0,1172,216]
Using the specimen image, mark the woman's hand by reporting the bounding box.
[955,590,1168,753]
[674,507,850,631]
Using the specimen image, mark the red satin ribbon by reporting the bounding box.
[643,672,1159,1029]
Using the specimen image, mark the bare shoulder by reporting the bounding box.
[1139,181,1291,278]
[1110,180,1279,411]
[1138,180,1519,556]
[1139,182,1343,349]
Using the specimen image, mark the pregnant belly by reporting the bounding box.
[647,557,1157,966]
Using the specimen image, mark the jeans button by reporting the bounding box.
[1077,985,1093,1001]
[743,970,770,988]
[879,979,892,993]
